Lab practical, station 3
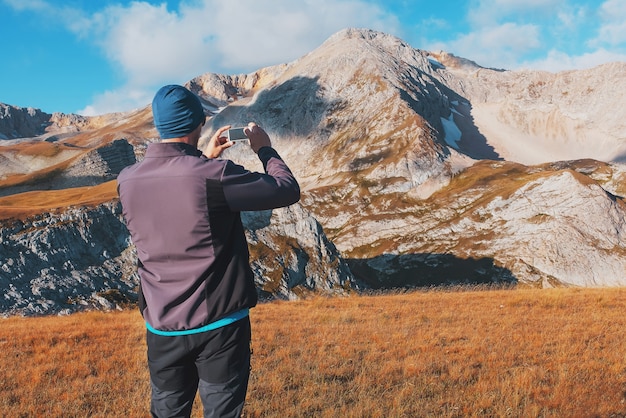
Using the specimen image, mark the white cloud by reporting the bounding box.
[5,0,399,114]
[3,0,92,33]
[432,22,541,69]
[555,4,588,31]
[600,0,626,19]
[204,0,399,69]
[594,0,626,46]
[432,0,566,70]
[77,85,154,116]
[522,48,626,72]
[88,3,212,86]
[433,0,626,72]
[3,0,48,11]
[71,0,399,114]
[596,21,626,47]
[468,0,563,27]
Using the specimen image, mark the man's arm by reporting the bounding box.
[221,149,300,212]
[210,122,300,211]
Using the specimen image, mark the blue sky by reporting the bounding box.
[1,0,624,115]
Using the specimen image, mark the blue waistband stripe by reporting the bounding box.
[146,308,250,336]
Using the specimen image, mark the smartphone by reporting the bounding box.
[227,127,248,141]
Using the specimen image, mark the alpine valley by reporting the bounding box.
[1,28,625,316]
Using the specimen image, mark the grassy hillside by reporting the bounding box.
[0,180,119,221]
[2,287,626,417]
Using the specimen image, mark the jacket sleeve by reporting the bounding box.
[221,147,301,211]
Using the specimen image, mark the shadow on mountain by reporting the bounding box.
[399,69,501,161]
[211,76,327,140]
[346,253,517,289]
[0,175,118,198]
[249,76,326,137]
[449,100,501,161]
[611,151,626,164]
[241,209,273,231]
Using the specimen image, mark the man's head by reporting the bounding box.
[152,85,205,139]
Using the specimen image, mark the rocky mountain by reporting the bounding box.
[0,28,625,315]
[0,104,52,140]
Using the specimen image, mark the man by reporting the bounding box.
[117,84,300,417]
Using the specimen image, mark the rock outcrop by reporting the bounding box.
[59,139,137,188]
[0,104,52,140]
[0,202,134,315]
[0,202,356,316]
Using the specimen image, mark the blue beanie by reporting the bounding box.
[152,85,205,139]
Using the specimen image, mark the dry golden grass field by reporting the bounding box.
[2,287,626,417]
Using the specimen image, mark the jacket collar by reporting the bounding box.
[145,142,202,158]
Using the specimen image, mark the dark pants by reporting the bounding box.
[146,318,251,418]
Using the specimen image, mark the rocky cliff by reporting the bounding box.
[0,201,355,316]
[0,104,52,140]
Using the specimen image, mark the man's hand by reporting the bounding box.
[245,123,272,153]
[204,126,233,158]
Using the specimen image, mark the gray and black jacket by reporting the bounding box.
[117,142,300,333]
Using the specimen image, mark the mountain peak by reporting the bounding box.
[325,27,400,43]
